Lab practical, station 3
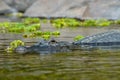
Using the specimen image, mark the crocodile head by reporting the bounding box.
[15,38,74,54]
[15,46,28,54]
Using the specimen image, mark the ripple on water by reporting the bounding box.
[0,51,120,79]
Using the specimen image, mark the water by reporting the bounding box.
[0,51,120,80]
[0,19,120,79]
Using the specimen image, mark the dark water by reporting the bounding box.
[0,51,120,80]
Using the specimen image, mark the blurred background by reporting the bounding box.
[0,0,120,21]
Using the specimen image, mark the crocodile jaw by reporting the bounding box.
[15,46,28,54]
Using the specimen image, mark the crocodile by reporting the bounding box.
[15,30,120,54]
[15,38,72,54]
[73,30,120,50]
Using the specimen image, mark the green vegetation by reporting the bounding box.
[23,17,40,25]
[95,19,112,26]
[114,20,120,24]
[23,31,60,40]
[0,18,60,40]
[81,19,112,27]
[0,18,119,34]
[0,17,41,34]
[5,40,25,53]
[8,23,40,33]
[6,12,23,17]
[74,35,85,41]
[40,19,48,23]
[51,18,80,28]
[50,18,114,28]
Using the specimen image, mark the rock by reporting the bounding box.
[24,0,66,17]
[4,0,36,12]
[24,0,94,18]
[51,5,87,18]
[83,0,120,20]
[24,0,120,20]
[0,0,13,15]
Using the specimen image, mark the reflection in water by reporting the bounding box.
[0,51,120,80]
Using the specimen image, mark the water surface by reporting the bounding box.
[0,51,120,80]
